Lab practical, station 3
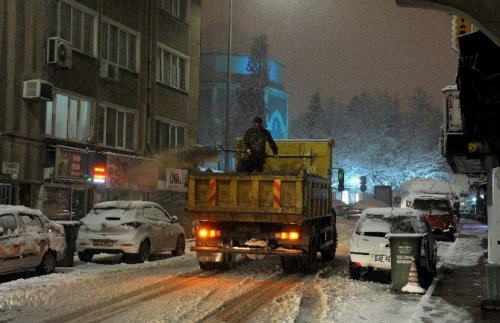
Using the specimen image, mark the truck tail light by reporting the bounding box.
[276,231,300,240]
[198,228,221,239]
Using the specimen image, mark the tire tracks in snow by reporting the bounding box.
[43,270,215,323]
[199,273,303,323]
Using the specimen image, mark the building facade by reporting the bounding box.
[198,52,289,169]
[0,0,201,222]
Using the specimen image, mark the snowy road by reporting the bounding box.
[0,217,460,322]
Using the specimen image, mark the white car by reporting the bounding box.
[76,201,185,263]
[0,205,67,276]
[349,207,437,280]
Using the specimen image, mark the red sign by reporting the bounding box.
[56,148,84,179]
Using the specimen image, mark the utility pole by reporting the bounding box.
[224,0,233,172]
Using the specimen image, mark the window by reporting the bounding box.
[101,19,139,72]
[98,105,136,150]
[48,0,97,56]
[157,45,189,91]
[155,119,186,151]
[46,93,92,142]
[158,0,189,22]
[0,214,16,235]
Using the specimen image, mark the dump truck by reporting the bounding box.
[186,139,337,273]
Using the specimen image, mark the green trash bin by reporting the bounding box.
[56,221,81,267]
[386,233,424,292]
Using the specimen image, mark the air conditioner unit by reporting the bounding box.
[100,62,120,82]
[47,37,72,68]
[22,79,54,101]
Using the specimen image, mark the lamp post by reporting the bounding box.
[224,0,233,172]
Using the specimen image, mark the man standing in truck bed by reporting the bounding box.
[238,116,278,172]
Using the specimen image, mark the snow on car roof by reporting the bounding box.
[92,201,161,210]
[0,204,44,217]
[402,178,452,194]
[362,207,423,217]
[412,194,450,200]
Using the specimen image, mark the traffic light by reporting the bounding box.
[83,174,93,184]
[360,176,367,192]
[337,168,345,191]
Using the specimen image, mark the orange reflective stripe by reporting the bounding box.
[273,179,281,208]
[208,178,216,206]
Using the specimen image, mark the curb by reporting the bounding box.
[409,236,459,322]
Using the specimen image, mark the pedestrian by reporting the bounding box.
[237,116,278,172]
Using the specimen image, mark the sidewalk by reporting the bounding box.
[412,219,498,322]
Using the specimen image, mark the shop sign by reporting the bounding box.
[2,162,19,175]
[56,148,85,180]
[166,168,188,192]
[106,154,159,192]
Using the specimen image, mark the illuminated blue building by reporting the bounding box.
[199,52,289,149]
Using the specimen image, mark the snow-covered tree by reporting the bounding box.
[292,89,451,191]
[234,34,270,133]
[291,92,330,139]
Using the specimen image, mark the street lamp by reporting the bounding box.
[224,0,233,172]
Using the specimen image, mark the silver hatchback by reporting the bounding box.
[76,201,186,263]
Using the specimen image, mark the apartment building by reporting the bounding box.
[0,0,201,221]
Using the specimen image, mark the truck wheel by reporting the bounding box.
[199,262,216,271]
[280,256,298,274]
[321,229,338,261]
[216,253,235,271]
[299,227,319,274]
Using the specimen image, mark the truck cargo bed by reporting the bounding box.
[187,173,331,223]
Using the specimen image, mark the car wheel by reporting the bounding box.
[36,252,56,275]
[448,231,456,242]
[349,261,361,280]
[172,235,186,256]
[137,239,151,263]
[299,227,319,274]
[78,251,94,262]
[122,253,136,264]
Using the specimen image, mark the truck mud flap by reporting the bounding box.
[191,246,304,256]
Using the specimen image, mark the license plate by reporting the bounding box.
[93,239,115,246]
[197,252,222,262]
[374,255,390,262]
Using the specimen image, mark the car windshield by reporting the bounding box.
[355,213,427,236]
[88,208,138,220]
[413,199,449,212]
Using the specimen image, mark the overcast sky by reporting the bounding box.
[201,0,458,116]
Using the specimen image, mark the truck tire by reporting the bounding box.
[321,229,338,261]
[299,227,319,274]
[199,262,216,271]
[280,256,298,274]
[216,253,235,271]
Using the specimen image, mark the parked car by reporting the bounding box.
[0,205,67,276]
[349,207,437,282]
[76,201,186,263]
[410,194,456,241]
